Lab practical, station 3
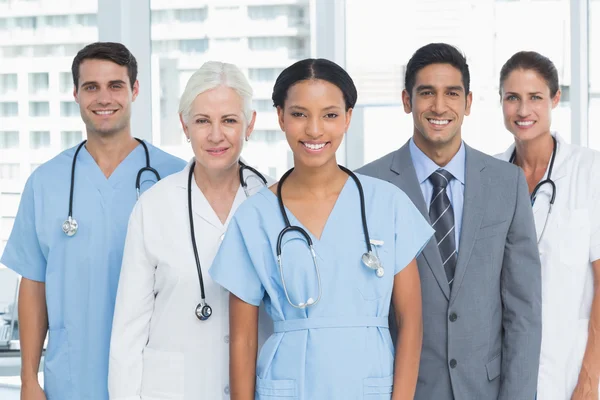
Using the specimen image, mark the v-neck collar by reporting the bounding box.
[78,141,146,193]
[191,179,246,229]
[262,176,351,243]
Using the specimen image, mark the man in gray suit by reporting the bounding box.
[357,43,542,400]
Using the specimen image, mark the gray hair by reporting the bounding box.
[178,61,254,123]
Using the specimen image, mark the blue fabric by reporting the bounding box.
[409,138,466,251]
[1,141,185,400]
[210,174,434,399]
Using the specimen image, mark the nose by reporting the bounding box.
[95,87,112,106]
[430,94,448,115]
[305,116,323,138]
[517,100,531,117]
[208,122,225,142]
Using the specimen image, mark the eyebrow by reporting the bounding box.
[288,105,343,111]
[504,91,544,96]
[192,113,241,118]
[415,84,464,92]
[80,79,127,87]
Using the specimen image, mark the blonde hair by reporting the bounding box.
[178,61,254,123]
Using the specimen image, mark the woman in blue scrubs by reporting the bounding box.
[210,59,434,399]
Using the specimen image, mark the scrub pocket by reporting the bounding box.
[255,375,297,399]
[44,328,73,399]
[357,237,392,301]
[363,375,393,399]
[140,347,184,400]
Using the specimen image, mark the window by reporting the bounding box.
[0,164,20,180]
[174,8,207,23]
[0,102,18,117]
[248,5,286,20]
[61,131,82,149]
[29,73,49,95]
[60,101,79,117]
[15,17,37,30]
[30,131,50,149]
[248,37,289,51]
[0,131,19,149]
[248,68,282,82]
[60,72,73,93]
[180,39,208,54]
[252,130,281,142]
[75,14,96,27]
[44,15,69,28]
[29,101,50,117]
[254,99,273,112]
[0,74,18,95]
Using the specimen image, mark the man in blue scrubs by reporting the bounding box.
[1,42,185,399]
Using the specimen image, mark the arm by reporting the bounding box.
[229,293,259,400]
[391,258,423,400]
[108,204,156,400]
[571,260,600,399]
[18,278,47,396]
[498,170,542,400]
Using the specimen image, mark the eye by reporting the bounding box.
[111,84,123,89]
[224,118,237,124]
[448,91,460,97]
[505,95,518,101]
[419,91,433,96]
[324,113,338,118]
[531,95,542,100]
[195,118,209,124]
[85,85,96,91]
[291,112,306,118]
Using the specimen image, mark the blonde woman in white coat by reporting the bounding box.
[108,61,273,400]
[496,51,600,400]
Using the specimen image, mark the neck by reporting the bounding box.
[85,130,138,178]
[413,132,462,167]
[193,160,239,195]
[287,157,346,195]
[513,133,554,171]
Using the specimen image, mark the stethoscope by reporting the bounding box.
[276,165,384,309]
[188,160,267,321]
[62,138,160,237]
[509,135,557,243]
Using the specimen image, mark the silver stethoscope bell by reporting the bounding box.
[195,301,212,321]
[362,251,384,278]
[62,217,78,237]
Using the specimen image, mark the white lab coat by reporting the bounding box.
[497,133,600,400]
[108,159,274,400]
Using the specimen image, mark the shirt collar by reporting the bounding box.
[409,138,466,185]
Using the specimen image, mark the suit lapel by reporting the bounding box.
[390,142,451,301]
[450,145,486,305]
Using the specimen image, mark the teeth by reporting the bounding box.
[516,121,534,126]
[428,119,450,125]
[94,110,115,115]
[303,142,326,150]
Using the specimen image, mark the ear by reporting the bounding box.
[73,85,79,104]
[402,89,412,114]
[464,91,473,116]
[551,89,561,109]
[179,113,189,140]
[344,108,353,133]
[131,80,140,102]
[277,106,285,131]
[245,111,257,141]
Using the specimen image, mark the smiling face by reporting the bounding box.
[277,79,352,169]
[501,68,560,143]
[73,59,138,137]
[403,63,471,150]
[180,85,255,172]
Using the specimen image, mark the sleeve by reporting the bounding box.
[209,216,265,307]
[108,202,156,400]
[394,190,435,275]
[589,155,600,262]
[0,174,46,282]
[498,168,542,400]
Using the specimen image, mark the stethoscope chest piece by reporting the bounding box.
[362,251,384,278]
[62,217,78,237]
[195,301,212,321]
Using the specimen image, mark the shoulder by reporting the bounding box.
[468,145,521,181]
[137,165,188,206]
[25,146,79,191]
[356,150,397,177]
[354,172,413,207]
[146,143,187,174]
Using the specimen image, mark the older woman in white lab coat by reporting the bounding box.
[108,61,273,400]
[496,51,600,400]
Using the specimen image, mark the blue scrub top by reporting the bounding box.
[1,141,186,400]
[210,174,434,400]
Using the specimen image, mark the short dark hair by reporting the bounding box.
[499,51,559,98]
[71,42,138,91]
[272,58,357,111]
[404,43,470,100]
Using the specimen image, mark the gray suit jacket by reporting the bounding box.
[357,140,542,400]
